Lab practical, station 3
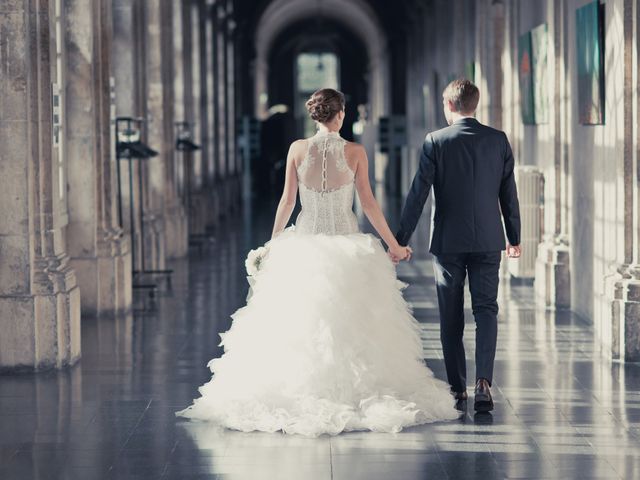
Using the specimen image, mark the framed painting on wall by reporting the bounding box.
[531,23,549,124]
[518,31,535,125]
[576,0,605,125]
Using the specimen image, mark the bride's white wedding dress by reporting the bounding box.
[175,130,459,436]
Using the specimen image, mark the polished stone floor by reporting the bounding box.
[1,195,640,480]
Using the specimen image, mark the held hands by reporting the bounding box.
[387,243,520,262]
[388,244,413,265]
[387,244,520,262]
[506,244,522,258]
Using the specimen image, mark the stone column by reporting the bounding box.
[128,0,166,272]
[202,0,218,229]
[216,1,229,213]
[0,0,80,371]
[178,0,199,240]
[64,0,132,317]
[403,4,426,197]
[162,0,189,259]
[254,58,269,120]
[158,0,189,258]
[501,0,522,144]
[475,0,504,128]
[608,0,640,361]
[187,1,207,237]
[534,0,571,310]
[204,2,215,186]
[226,0,240,211]
[112,0,147,273]
[173,0,186,209]
[474,0,488,123]
[141,0,171,265]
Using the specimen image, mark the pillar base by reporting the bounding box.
[229,174,243,213]
[0,254,81,373]
[69,231,132,317]
[142,212,166,271]
[534,237,571,309]
[203,186,221,233]
[604,266,640,362]
[165,200,189,259]
[113,233,133,314]
[189,191,209,236]
[214,175,243,225]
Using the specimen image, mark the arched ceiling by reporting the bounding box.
[255,0,387,65]
[236,0,416,118]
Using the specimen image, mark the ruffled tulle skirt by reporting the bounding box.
[175,227,459,436]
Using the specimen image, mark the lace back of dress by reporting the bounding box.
[294,131,358,235]
[297,133,353,193]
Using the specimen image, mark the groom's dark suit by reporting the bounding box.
[395,117,520,393]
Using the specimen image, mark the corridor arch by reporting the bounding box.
[253,0,390,121]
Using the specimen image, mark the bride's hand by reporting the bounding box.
[389,245,412,264]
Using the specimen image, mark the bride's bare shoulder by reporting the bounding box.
[288,138,308,154]
[344,141,366,158]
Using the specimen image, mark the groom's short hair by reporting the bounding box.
[443,79,480,114]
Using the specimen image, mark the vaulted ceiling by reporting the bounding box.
[233,0,427,116]
[234,0,426,49]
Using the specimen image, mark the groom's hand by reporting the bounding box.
[404,246,413,261]
[506,244,521,258]
[388,245,413,264]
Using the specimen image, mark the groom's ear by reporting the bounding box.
[446,99,456,113]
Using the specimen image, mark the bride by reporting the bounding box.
[175,88,459,436]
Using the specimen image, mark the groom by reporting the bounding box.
[394,79,521,413]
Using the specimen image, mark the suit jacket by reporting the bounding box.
[395,117,520,254]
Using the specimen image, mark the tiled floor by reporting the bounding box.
[1,196,640,479]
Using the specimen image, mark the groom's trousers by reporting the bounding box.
[432,251,501,393]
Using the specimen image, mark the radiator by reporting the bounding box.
[508,166,544,279]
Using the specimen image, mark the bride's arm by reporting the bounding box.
[271,141,301,238]
[353,145,410,260]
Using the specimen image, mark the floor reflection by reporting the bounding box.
[0,193,639,479]
[174,423,331,479]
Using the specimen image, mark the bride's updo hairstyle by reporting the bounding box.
[305,88,345,123]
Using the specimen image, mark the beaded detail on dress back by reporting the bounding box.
[295,131,359,235]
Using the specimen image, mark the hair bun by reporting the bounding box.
[305,89,345,124]
[309,102,331,123]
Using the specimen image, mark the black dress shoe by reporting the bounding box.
[451,390,468,412]
[474,378,494,412]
